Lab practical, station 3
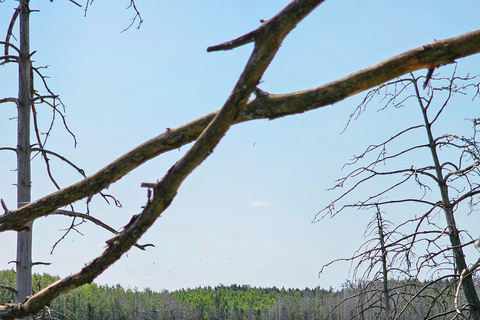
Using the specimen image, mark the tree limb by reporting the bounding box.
[0,29,479,234]
[50,209,154,251]
[0,98,18,105]
[2,8,19,61]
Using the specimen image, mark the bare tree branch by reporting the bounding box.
[0,41,19,55]
[66,0,82,8]
[1,29,480,234]
[0,98,18,105]
[121,0,143,32]
[30,148,85,177]
[3,8,19,60]
[0,286,16,294]
[207,22,264,52]
[31,65,77,147]
[49,209,154,251]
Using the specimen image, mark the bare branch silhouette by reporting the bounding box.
[319,69,480,319]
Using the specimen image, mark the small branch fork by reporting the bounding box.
[206,22,264,52]
[121,0,144,32]
[82,0,144,31]
[49,209,153,252]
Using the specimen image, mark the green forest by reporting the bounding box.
[1,270,479,320]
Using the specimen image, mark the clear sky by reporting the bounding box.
[1,0,480,292]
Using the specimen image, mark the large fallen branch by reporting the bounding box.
[0,0,325,318]
[1,28,479,234]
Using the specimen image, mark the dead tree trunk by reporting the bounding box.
[375,206,391,320]
[417,83,480,320]
[15,2,32,319]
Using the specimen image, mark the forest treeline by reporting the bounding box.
[0,269,478,319]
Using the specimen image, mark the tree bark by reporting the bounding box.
[15,2,32,320]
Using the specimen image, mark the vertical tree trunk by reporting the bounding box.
[15,2,32,320]
[376,207,391,320]
[420,93,480,319]
[444,206,480,318]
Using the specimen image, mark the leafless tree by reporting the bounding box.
[0,1,136,319]
[317,68,480,319]
[1,0,480,319]
[0,1,78,317]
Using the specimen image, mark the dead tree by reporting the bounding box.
[1,0,480,318]
[1,1,131,318]
[316,68,480,319]
[376,205,392,320]
[15,2,33,314]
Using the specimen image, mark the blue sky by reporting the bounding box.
[1,0,480,292]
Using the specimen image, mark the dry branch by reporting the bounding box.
[0,97,18,105]
[1,29,480,234]
[50,209,153,250]
[2,8,19,60]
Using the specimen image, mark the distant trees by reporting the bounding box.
[2,0,480,318]
[317,69,480,318]
[2,270,477,320]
